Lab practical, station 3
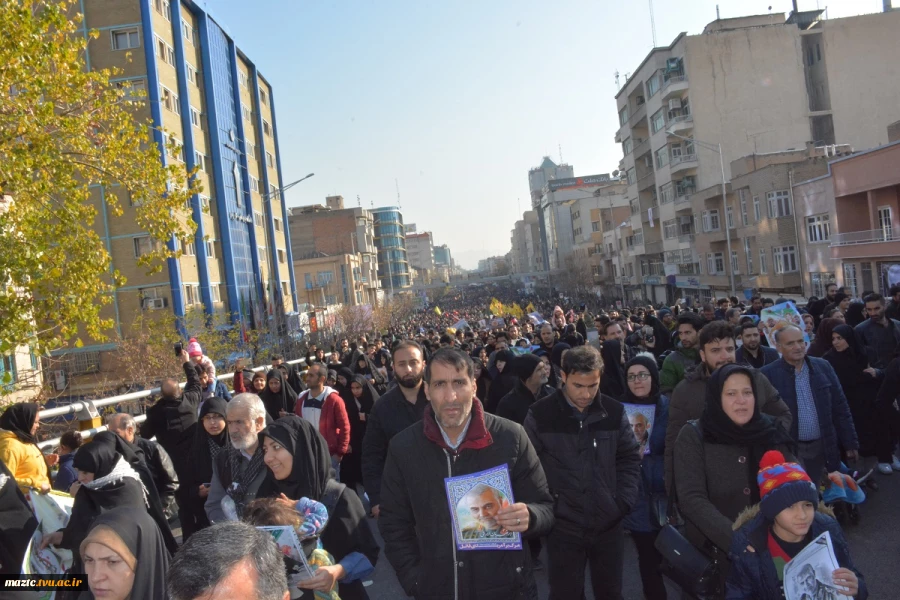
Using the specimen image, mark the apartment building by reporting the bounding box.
[527,157,575,271]
[287,196,381,308]
[372,207,412,292]
[48,0,293,396]
[565,182,629,289]
[510,211,543,274]
[794,137,900,298]
[295,252,376,309]
[406,231,436,276]
[613,7,900,303]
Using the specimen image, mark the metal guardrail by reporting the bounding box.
[830,228,896,247]
[670,153,698,167]
[36,357,309,450]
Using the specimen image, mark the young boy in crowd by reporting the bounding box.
[726,451,867,599]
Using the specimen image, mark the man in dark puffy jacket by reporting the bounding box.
[379,348,555,600]
[524,345,641,600]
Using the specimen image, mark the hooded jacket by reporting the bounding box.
[524,388,641,536]
[659,346,701,393]
[726,503,868,600]
[379,399,554,600]
[665,363,793,494]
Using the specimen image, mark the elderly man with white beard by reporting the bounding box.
[205,393,269,523]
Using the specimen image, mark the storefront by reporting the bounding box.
[674,275,712,306]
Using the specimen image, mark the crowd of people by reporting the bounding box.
[0,281,898,599]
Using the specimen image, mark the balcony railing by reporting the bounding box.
[633,138,650,158]
[669,114,693,126]
[678,233,695,243]
[662,75,686,92]
[637,172,656,191]
[670,153,698,167]
[645,240,663,254]
[830,228,897,246]
[629,103,648,127]
[674,194,692,207]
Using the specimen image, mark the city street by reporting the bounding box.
[363,471,900,599]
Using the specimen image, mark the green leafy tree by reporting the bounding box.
[0,0,199,356]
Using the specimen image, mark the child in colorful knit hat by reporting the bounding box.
[725,450,867,599]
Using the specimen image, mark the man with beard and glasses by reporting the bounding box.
[205,394,269,523]
[362,341,429,519]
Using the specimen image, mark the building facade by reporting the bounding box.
[405,231,436,274]
[372,206,412,291]
[613,7,900,303]
[294,252,377,309]
[528,157,574,271]
[48,0,293,396]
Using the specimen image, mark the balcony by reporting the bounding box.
[669,153,698,174]
[830,228,900,259]
[662,75,689,100]
[629,103,648,127]
[637,172,656,191]
[645,240,663,254]
[633,138,650,158]
[673,194,692,210]
[668,113,694,134]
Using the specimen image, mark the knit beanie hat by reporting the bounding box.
[512,354,543,381]
[187,337,203,357]
[757,450,819,521]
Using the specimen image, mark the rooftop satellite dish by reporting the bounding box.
[612,169,620,177]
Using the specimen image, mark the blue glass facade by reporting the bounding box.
[372,207,411,290]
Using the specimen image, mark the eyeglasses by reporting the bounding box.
[202,414,225,423]
[626,372,652,383]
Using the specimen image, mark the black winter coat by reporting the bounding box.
[135,437,179,500]
[361,384,428,507]
[379,400,554,600]
[141,361,203,481]
[495,380,555,425]
[524,389,641,535]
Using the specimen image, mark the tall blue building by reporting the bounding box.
[372,206,411,291]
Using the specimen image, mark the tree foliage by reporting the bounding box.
[0,0,199,355]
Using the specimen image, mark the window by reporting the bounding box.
[726,206,735,229]
[274,218,282,232]
[773,246,798,274]
[702,210,720,232]
[111,28,140,50]
[753,195,761,221]
[619,106,629,126]
[878,206,894,241]
[154,0,171,20]
[714,253,725,274]
[663,219,677,239]
[259,247,268,264]
[183,240,195,256]
[161,87,179,113]
[168,138,184,162]
[115,78,146,99]
[266,151,274,168]
[650,109,665,134]
[183,284,200,306]
[767,190,792,218]
[655,146,669,168]
[193,151,206,172]
[199,195,210,212]
[133,236,157,257]
[241,104,251,122]
[282,282,290,297]
[277,249,286,264]
[591,221,600,232]
[759,248,768,274]
[842,264,858,298]
[626,168,636,186]
[182,19,194,45]
[731,251,740,274]
[262,120,272,137]
[186,63,198,85]
[739,190,748,226]
[260,89,268,106]
[807,214,831,243]
[623,137,633,155]
[254,211,264,227]
[647,73,660,97]
[247,144,256,159]
[250,176,259,192]
[210,284,221,303]
[811,272,836,298]
[238,71,248,89]
[744,238,753,274]
[190,106,201,128]
[206,239,215,258]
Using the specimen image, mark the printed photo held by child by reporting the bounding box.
[726,451,867,600]
[244,496,340,600]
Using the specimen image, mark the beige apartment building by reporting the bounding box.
[294,253,377,309]
[613,7,900,303]
[47,0,293,398]
[565,182,629,289]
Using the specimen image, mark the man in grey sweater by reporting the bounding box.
[665,321,793,494]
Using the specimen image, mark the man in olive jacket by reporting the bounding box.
[524,345,641,600]
[664,321,793,494]
[379,348,554,600]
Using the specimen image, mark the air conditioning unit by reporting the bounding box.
[666,57,682,71]
[52,370,67,392]
[142,297,166,310]
[636,95,646,105]
[668,98,683,111]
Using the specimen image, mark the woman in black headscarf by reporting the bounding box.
[549,342,571,390]
[77,506,169,600]
[39,441,147,561]
[486,349,517,414]
[824,324,882,460]
[260,368,299,421]
[334,367,355,398]
[599,339,628,400]
[0,457,38,576]
[673,364,795,579]
[340,375,379,493]
[91,432,178,555]
[259,416,379,600]
[181,396,230,540]
[0,402,55,493]
[845,300,867,328]
[353,354,387,395]
[471,355,491,402]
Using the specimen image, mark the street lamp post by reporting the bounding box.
[664,131,735,298]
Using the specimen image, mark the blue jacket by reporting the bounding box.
[735,345,779,368]
[760,357,857,471]
[726,504,867,600]
[624,395,669,533]
[52,452,78,493]
[203,379,232,402]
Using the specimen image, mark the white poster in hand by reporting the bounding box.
[783,531,845,600]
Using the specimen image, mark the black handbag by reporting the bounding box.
[654,487,722,600]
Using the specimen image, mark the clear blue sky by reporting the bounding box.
[201,0,885,269]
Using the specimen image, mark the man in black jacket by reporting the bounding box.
[141,349,203,529]
[734,321,780,368]
[379,348,555,600]
[362,340,429,518]
[496,354,554,425]
[524,345,641,600]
